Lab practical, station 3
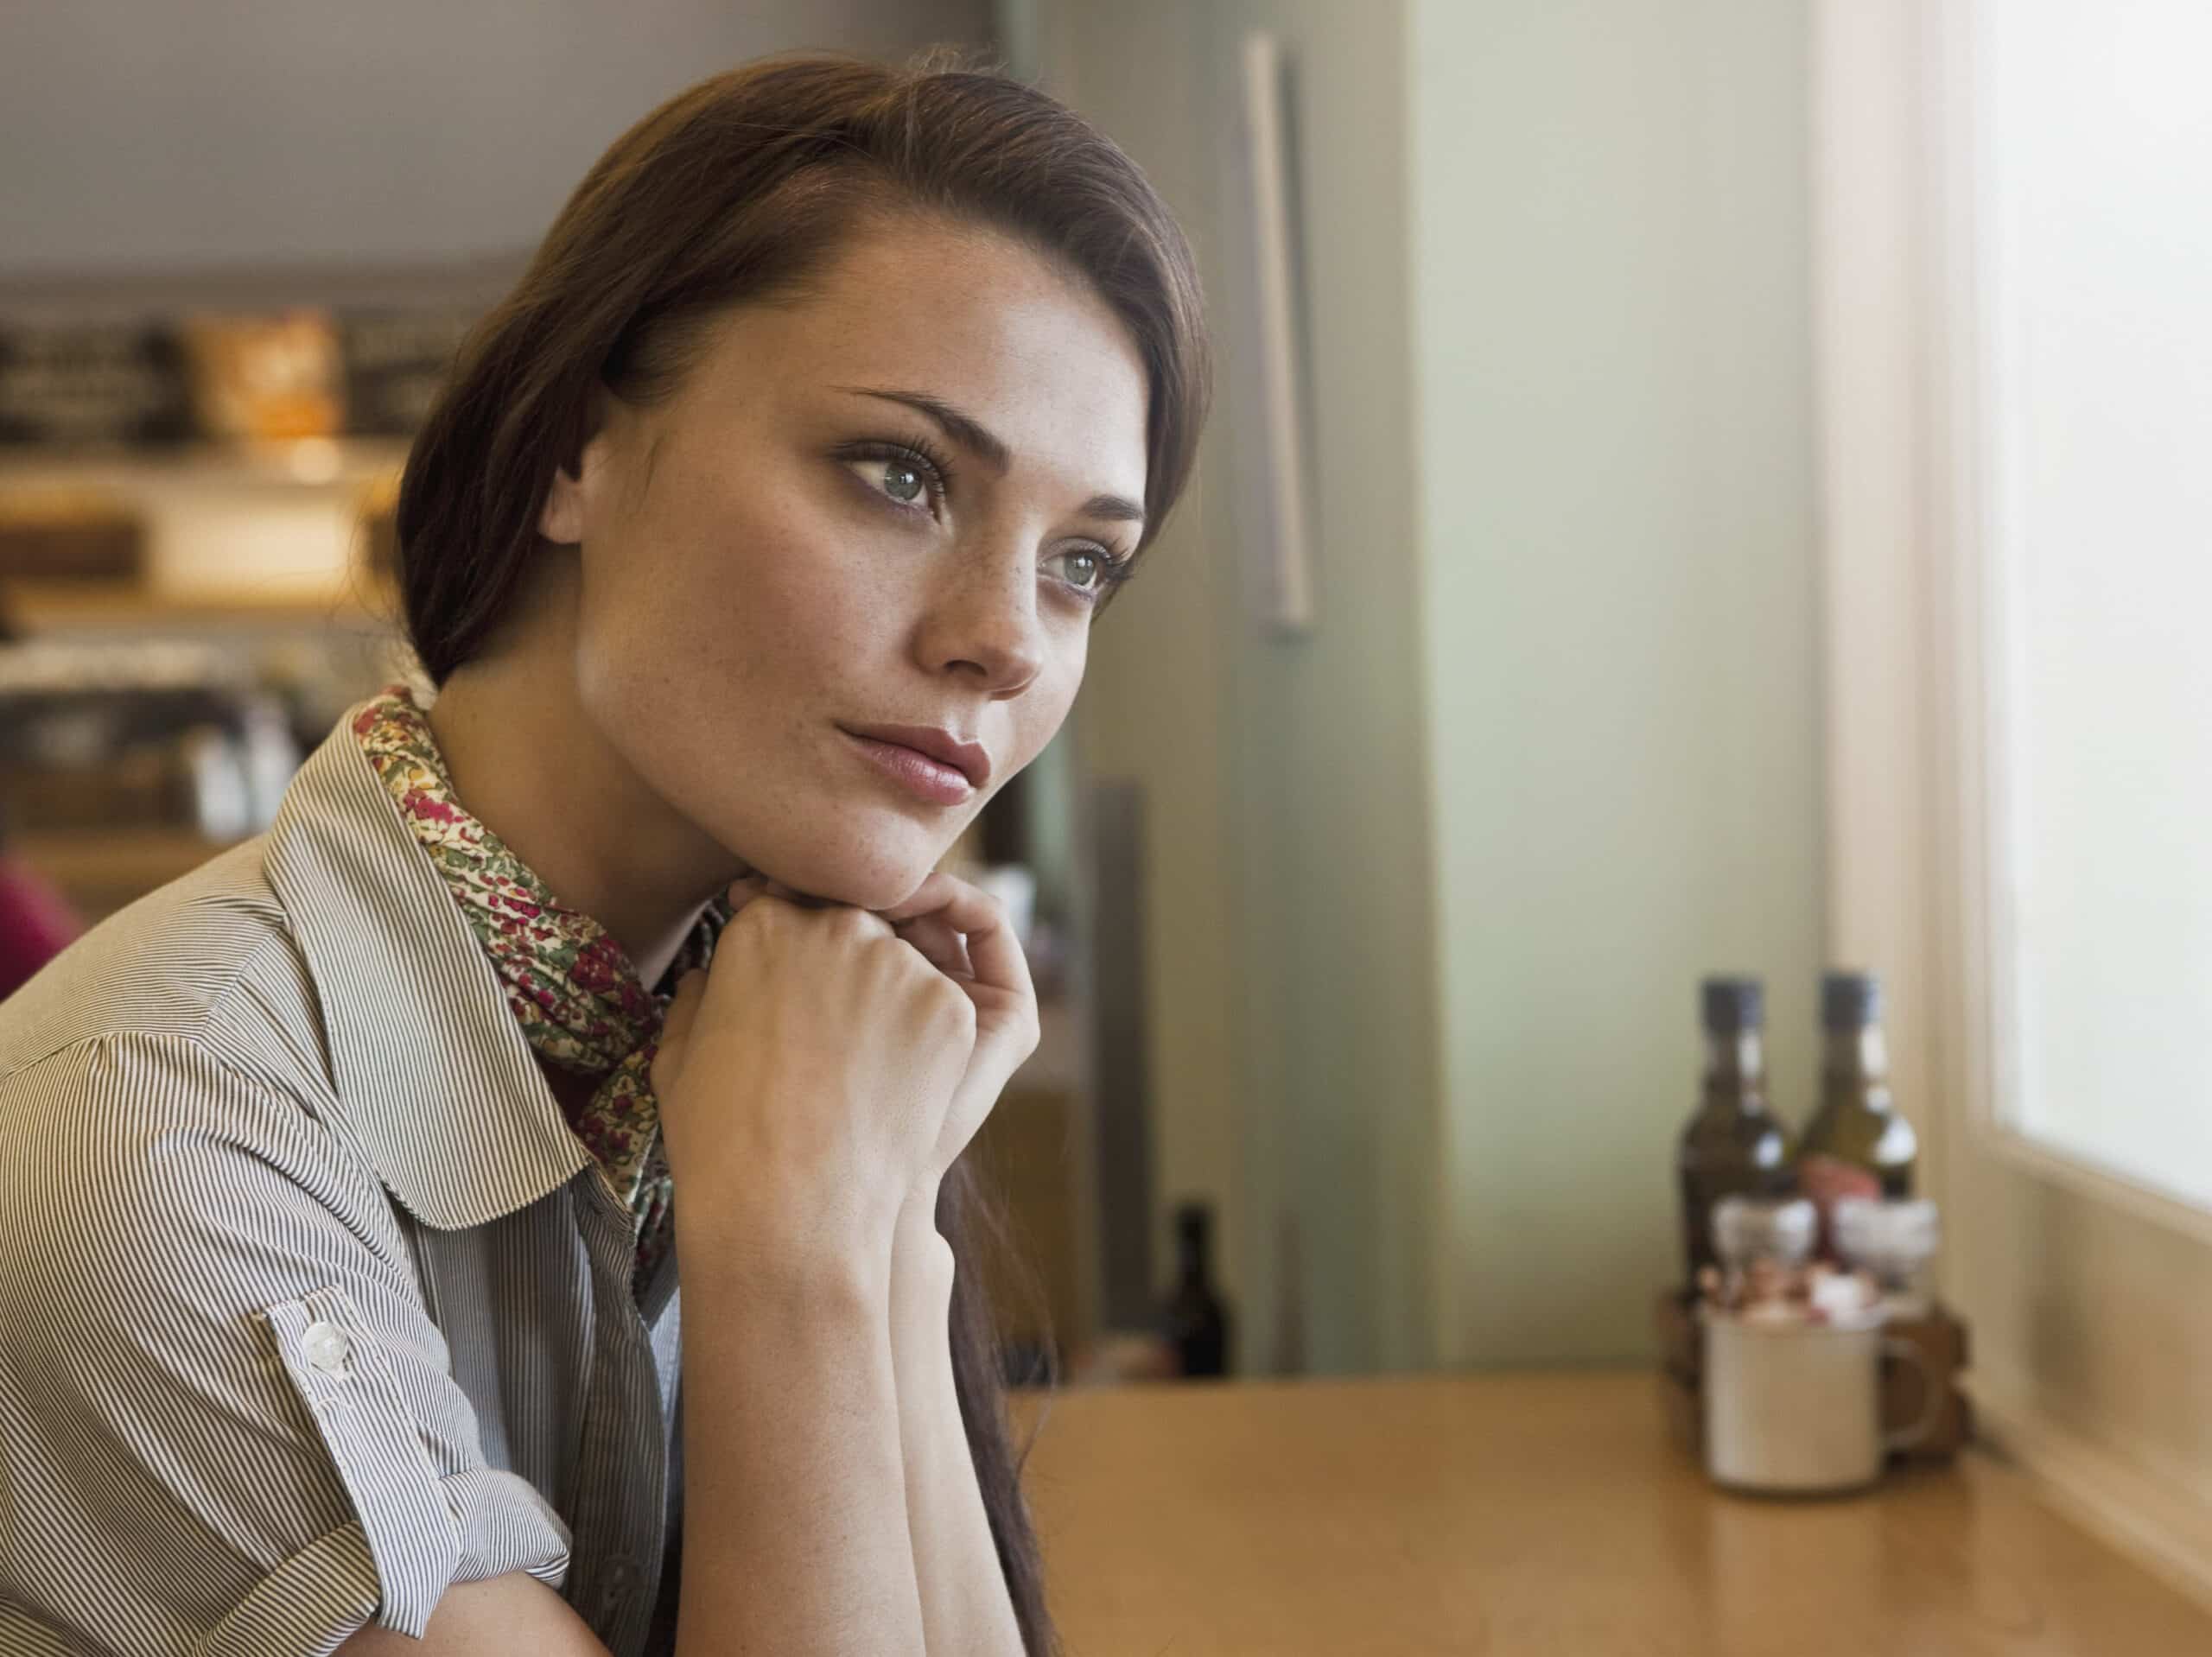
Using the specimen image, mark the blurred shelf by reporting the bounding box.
[0,251,526,321]
[0,436,411,494]
[2,575,399,631]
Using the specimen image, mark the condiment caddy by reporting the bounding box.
[1662,971,1973,1489]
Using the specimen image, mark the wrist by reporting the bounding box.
[675,1198,895,1309]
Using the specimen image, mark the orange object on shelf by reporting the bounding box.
[178,310,344,441]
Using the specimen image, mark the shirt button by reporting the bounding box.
[302,1320,352,1375]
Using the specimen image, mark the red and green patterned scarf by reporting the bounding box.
[352,684,720,1302]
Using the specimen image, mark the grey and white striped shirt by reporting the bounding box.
[1,708,687,1655]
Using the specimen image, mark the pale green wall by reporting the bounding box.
[1034,0,1442,1377]
[1411,0,1826,1362]
[1024,0,1827,1371]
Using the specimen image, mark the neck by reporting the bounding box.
[1702,1029,1765,1098]
[1822,1025,1889,1084]
[422,555,749,990]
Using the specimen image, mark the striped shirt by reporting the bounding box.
[0,709,687,1655]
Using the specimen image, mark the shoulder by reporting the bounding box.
[0,1029,406,1310]
[0,842,389,1297]
[0,836,327,1094]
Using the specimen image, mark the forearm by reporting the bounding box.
[891,1192,1026,1657]
[675,1220,928,1656]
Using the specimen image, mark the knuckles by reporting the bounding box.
[920,972,977,1034]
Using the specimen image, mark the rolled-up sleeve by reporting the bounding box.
[0,1033,571,1657]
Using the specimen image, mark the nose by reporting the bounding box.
[914,539,1047,697]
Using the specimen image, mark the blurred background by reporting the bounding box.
[3,0,2207,1578]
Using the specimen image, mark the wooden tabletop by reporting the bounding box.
[1008,1370,2212,1655]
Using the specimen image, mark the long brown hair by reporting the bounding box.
[393,48,1211,1656]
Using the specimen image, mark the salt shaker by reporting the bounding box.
[1832,1197,1940,1317]
[1712,1195,1818,1272]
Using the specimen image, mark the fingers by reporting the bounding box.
[742,874,836,911]
[893,910,976,980]
[720,874,893,953]
[722,868,982,984]
[875,871,1033,1006]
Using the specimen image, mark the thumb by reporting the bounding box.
[652,968,708,1092]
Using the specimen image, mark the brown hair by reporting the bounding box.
[396,47,1210,683]
[394,48,1211,1656]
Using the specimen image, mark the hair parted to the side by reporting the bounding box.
[394,48,1212,1657]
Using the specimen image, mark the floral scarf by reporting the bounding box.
[352,685,721,1302]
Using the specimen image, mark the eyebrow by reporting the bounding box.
[831,384,1148,529]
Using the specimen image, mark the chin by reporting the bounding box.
[743,826,951,912]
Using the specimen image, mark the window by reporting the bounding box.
[1972,0,2212,1209]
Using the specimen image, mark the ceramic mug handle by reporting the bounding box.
[1880,1336,1944,1455]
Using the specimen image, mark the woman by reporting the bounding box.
[0,50,1207,1657]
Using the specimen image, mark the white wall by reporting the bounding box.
[1,0,990,276]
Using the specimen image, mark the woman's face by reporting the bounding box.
[543,216,1151,911]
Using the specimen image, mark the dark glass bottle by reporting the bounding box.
[1160,1200,1232,1378]
[1797,970,1916,1197]
[1675,977,1794,1286]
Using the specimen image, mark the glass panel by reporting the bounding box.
[1980,0,2212,1208]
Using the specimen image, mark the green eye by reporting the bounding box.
[880,462,925,505]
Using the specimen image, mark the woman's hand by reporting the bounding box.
[734,869,1040,1207]
[651,884,977,1273]
[873,871,1040,1195]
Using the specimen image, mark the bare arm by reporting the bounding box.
[673,1221,930,1656]
[336,1572,611,1656]
[891,1191,1027,1657]
[342,1227,925,1657]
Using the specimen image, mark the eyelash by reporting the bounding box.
[836,434,1138,606]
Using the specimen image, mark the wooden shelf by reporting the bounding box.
[0,436,411,494]
[2,575,398,630]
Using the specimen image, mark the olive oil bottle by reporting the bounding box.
[1675,978,1794,1286]
[1797,970,1916,1197]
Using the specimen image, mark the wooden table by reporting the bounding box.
[1008,1370,2212,1655]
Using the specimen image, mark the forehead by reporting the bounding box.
[697,218,1151,498]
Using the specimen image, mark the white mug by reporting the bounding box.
[1700,1308,1941,1495]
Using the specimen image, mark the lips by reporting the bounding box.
[841,723,992,790]
[841,730,976,807]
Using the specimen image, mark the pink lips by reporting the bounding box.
[842,730,976,806]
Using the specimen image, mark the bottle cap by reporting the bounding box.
[1821,970,1883,1030]
[1700,977,1764,1034]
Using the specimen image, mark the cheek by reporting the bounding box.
[573,490,887,756]
[1008,657,1085,771]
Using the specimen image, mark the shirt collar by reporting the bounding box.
[263,702,592,1230]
